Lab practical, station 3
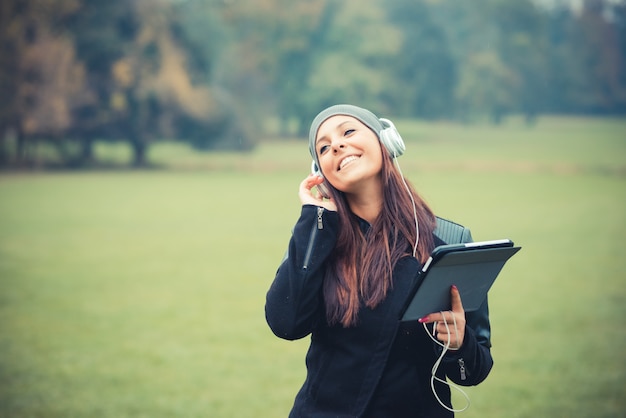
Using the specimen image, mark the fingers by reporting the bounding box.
[450,284,464,314]
[298,174,337,211]
[299,174,323,202]
[300,173,323,189]
[418,285,464,324]
[418,285,466,349]
[419,310,460,326]
[419,310,465,349]
[435,319,464,349]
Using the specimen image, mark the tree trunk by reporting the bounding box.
[131,139,147,167]
[80,138,94,163]
[16,130,26,164]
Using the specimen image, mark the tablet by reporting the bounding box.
[400,240,521,322]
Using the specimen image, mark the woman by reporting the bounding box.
[265,104,493,417]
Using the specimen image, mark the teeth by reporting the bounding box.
[340,155,359,169]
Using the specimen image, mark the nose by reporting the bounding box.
[331,141,345,153]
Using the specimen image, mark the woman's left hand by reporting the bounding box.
[419,285,466,350]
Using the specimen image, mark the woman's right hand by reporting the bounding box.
[299,174,337,212]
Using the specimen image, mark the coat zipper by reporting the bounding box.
[458,358,466,381]
[303,207,324,270]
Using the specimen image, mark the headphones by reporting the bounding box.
[311,117,405,178]
[379,118,406,158]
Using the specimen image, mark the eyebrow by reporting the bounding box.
[316,120,353,144]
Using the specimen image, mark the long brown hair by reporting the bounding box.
[322,149,436,327]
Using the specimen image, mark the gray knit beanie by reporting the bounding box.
[308,104,385,166]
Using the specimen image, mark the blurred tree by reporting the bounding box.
[492,0,550,123]
[427,0,544,123]
[2,0,625,169]
[542,0,626,114]
[65,0,253,166]
[385,0,457,119]
[0,0,22,163]
[62,0,137,163]
[168,0,254,151]
[0,0,89,164]
[455,51,518,123]
[217,0,402,136]
[570,0,626,113]
[0,0,253,168]
[613,2,626,114]
[218,0,338,136]
[271,0,336,135]
[426,0,502,120]
[305,1,402,121]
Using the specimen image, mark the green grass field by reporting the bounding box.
[1,116,625,417]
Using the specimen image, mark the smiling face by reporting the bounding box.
[315,115,384,196]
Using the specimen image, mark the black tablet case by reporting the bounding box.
[400,242,521,322]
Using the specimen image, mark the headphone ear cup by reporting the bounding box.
[379,118,405,157]
[310,160,331,198]
[311,160,322,177]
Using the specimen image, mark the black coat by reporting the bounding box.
[265,205,494,417]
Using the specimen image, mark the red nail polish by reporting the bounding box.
[418,315,429,323]
[451,285,458,290]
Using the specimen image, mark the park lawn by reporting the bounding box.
[0,116,625,417]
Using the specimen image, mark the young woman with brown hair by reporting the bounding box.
[265,104,493,417]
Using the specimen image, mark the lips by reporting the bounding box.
[339,155,359,170]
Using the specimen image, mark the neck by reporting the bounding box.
[346,183,383,225]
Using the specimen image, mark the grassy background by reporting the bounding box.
[0,116,625,417]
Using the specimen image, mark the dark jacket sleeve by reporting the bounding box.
[441,321,493,385]
[434,218,494,385]
[265,205,339,340]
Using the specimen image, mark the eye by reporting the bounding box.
[319,144,330,155]
[344,128,355,136]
